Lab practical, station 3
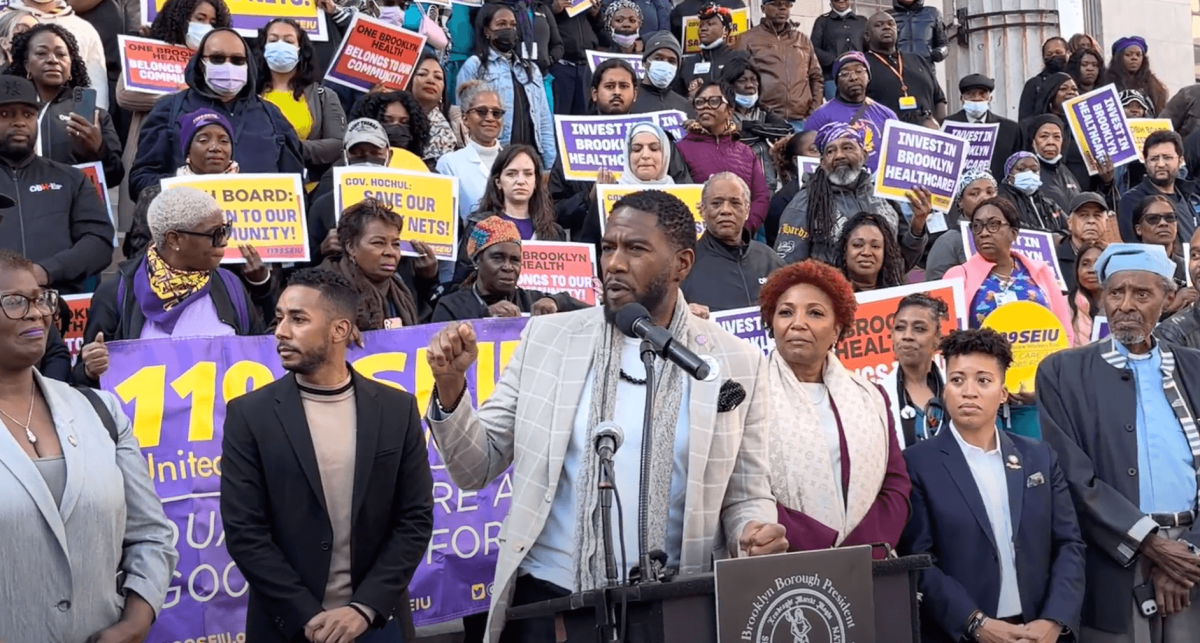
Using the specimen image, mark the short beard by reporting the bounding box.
[1149,172,1175,188]
[285,341,332,376]
[603,270,672,329]
[827,165,861,186]
[1112,329,1147,347]
[0,139,33,163]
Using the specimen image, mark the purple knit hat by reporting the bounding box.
[1112,36,1147,56]
[178,108,234,157]
[833,51,870,80]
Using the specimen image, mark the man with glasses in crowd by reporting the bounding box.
[1118,130,1200,244]
[803,51,898,173]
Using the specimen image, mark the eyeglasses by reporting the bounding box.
[204,55,248,66]
[1142,213,1177,226]
[837,67,869,80]
[0,289,58,320]
[693,96,728,109]
[969,219,1009,234]
[175,222,233,247]
[467,106,506,119]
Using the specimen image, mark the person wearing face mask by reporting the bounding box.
[457,3,556,169]
[1118,130,1200,245]
[720,56,790,193]
[493,0,564,84]
[736,0,823,132]
[997,151,1067,238]
[7,0,108,113]
[550,0,605,116]
[1018,115,1081,216]
[129,26,304,201]
[1018,36,1068,120]
[255,18,346,185]
[630,32,693,116]
[347,90,431,171]
[810,0,867,100]
[1025,70,1113,192]
[680,3,740,95]
[944,74,1020,180]
[924,168,998,280]
[603,0,643,55]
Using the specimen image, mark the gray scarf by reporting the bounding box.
[572,297,690,590]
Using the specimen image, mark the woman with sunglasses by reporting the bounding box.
[1131,194,1196,318]
[74,187,267,387]
[129,27,304,201]
[676,81,769,231]
[436,80,505,223]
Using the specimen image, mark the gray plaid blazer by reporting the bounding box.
[426,306,775,642]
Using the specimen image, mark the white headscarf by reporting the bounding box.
[618,122,675,186]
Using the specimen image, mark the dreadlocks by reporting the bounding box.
[805,166,839,242]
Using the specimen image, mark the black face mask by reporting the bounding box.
[491,28,519,54]
[384,123,412,150]
[1044,54,1067,73]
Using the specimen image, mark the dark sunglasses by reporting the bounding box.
[1142,214,1177,226]
[468,106,506,119]
[204,55,248,66]
[175,222,233,247]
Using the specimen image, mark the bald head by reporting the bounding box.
[866,11,897,52]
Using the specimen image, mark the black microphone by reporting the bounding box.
[594,422,624,460]
[615,303,711,381]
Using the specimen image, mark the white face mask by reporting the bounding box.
[834,8,852,16]
[962,100,989,118]
[186,21,213,51]
[1038,153,1063,165]
[646,60,677,89]
[700,37,725,50]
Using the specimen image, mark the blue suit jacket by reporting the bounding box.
[899,428,1086,642]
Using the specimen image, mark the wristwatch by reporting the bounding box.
[965,610,988,640]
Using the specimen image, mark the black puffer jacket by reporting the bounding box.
[887,0,947,63]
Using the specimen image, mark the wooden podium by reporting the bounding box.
[506,554,930,643]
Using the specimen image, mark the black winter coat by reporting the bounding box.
[681,230,784,312]
[888,0,947,63]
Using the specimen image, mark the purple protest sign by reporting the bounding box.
[586,49,645,79]
[873,120,968,211]
[655,110,686,142]
[100,319,529,641]
[1091,316,1110,342]
[555,111,686,180]
[710,306,774,353]
[940,121,999,171]
[959,221,1068,291]
[1063,84,1139,175]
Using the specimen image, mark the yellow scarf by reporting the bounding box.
[146,245,211,311]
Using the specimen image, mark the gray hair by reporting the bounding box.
[701,171,751,207]
[457,79,505,111]
[148,186,222,249]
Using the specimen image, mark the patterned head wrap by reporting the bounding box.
[833,51,870,80]
[1004,151,1036,178]
[1112,36,1148,56]
[697,3,733,31]
[467,216,522,258]
[1120,89,1156,116]
[814,121,864,153]
[604,0,642,30]
[954,167,996,203]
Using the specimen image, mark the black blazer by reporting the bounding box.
[944,109,1022,181]
[899,428,1086,642]
[220,370,434,643]
[1038,339,1200,634]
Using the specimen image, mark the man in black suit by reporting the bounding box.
[1039,243,1200,642]
[221,269,434,643]
[900,328,1085,643]
[944,73,1021,181]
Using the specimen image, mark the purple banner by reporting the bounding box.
[940,121,999,171]
[141,0,329,41]
[585,49,645,80]
[710,306,773,353]
[959,221,1068,291]
[1064,84,1139,175]
[554,111,686,181]
[100,319,530,641]
[874,120,968,212]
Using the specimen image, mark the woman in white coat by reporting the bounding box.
[881,292,949,448]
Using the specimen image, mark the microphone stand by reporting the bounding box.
[599,455,618,586]
[636,340,661,585]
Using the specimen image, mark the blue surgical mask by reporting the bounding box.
[185,21,213,50]
[263,41,300,73]
[646,60,676,89]
[962,100,989,119]
[734,93,758,108]
[1013,170,1042,195]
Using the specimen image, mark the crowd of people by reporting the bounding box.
[4,0,1200,641]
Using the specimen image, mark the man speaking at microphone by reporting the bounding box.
[426,190,788,643]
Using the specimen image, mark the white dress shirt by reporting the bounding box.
[949,421,1022,618]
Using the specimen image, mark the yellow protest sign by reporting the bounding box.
[681,8,750,54]
[1128,118,1174,161]
[596,184,704,237]
[142,0,327,40]
[981,301,1069,392]
[160,173,309,263]
[333,166,459,262]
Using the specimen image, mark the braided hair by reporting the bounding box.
[805,166,839,242]
[833,211,905,289]
[348,91,431,157]
[148,0,233,46]
[5,24,89,90]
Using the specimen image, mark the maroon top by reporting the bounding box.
[674,130,770,231]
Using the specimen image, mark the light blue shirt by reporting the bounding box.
[1117,341,1198,513]
[522,337,691,590]
[435,141,497,223]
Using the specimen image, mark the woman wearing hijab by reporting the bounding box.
[1107,36,1169,117]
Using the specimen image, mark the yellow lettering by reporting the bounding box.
[172,362,216,442]
[223,360,276,403]
[114,364,166,448]
[353,351,408,391]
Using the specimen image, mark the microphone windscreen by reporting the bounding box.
[614,302,651,338]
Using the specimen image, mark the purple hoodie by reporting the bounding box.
[676,130,769,230]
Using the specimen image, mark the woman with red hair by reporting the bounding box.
[759,260,911,556]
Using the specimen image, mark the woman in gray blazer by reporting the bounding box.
[0,250,177,643]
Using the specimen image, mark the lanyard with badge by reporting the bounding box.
[993,271,1019,306]
[870,51,917,111]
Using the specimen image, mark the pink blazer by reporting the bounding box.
[944,251,1076,345]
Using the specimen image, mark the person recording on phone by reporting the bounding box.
[425,189,787,643]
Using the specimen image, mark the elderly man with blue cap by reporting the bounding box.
[774,120,931,265]
[1039,242,1200,643]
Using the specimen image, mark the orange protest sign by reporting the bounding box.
[62,294,92,366]
[325,14,427,93]
[117,35,191,95]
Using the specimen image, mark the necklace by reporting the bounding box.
[0,381,37,444]
[619,369,647,385]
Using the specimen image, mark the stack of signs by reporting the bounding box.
[1063,84,1139,175]
[325,14,427,92]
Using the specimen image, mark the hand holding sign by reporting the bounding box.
[905,185,933,234]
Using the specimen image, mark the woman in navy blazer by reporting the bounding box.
[899,329,1085,643]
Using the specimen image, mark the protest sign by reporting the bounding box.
[555,111,686,181]
[796,156,820,177]
[333,166,458,261]
[596,184,704,237]
[565,0,593,17]
[519,240,598,305]
[325,14,426,93]
[141,0,327,40]
[1063,84,1139,175]
[711,306,774,353]
[681,8,750,54]
[75,161,114,246]
[117,36,191,95]
[940,121,999,171]
[1091,316,1110,343]
[62,294,91,366]
[959,221,1068,291]
[982,301,1070,391]
[1128,118,1175,161]
[99,318,530,640]
[874,120,968,211]
[655,110,686,141]
[586,49,644,79]
[160,173,309,263]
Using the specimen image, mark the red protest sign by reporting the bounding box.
[325,14,427,93]
[117,35,191,95]
[518,241,599,306]
[62,294,92,366]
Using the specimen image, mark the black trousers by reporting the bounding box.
[498,575,572,643]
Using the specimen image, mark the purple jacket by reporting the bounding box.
[676,130,770,231]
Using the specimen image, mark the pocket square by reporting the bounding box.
[717,380,746,412]
[1026,472,1045,488]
